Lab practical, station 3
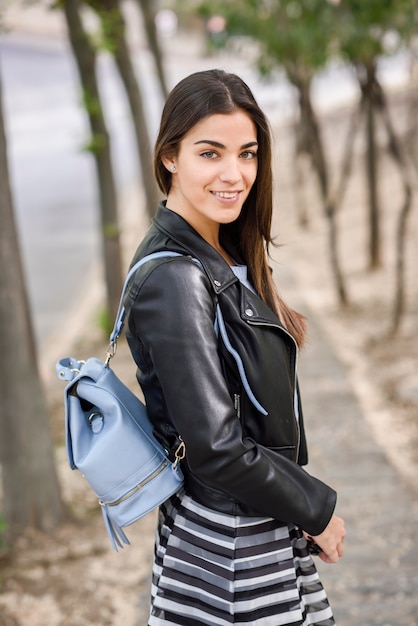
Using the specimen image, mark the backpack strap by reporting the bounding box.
[109,251,180,346]
[108,251,267,415]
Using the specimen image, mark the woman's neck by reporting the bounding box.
[165,202,233,265]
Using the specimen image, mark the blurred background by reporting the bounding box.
[0,1,417,625]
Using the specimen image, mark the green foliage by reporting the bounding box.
[334,0,418,65]
[97,306,113,336]
[0,512,9,553]
[83,133,107,154]
[86,2,125,55]
[81,88,102,118]
[81,88,107,155]
[102,11,124,54]
[197,0,417,78]
[198,0,337,80]
[103,222,120,239]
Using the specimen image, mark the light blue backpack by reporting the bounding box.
[56,252,266,551]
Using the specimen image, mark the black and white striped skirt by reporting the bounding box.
[148,490,336,625]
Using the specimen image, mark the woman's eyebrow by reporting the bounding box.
[194,140,259,149]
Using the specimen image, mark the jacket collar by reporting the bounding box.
[151,203,296,346]
[152,203,239,295]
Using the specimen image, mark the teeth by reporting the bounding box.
[216,191,237,199]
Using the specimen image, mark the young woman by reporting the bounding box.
[125,69,346,626]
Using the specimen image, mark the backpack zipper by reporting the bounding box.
[100,459,169,508]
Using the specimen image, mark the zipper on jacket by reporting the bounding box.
[246,319,301,460]
[234,393,241,419]
[100,459,169,508]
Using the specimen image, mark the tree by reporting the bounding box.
[135,0,169,100]
[0,73,64,537]
[197,0,416,332]
[335,0,416,270]
[61,0,124,323]
[198,0,350,306]
[334,0,417,332]
[87,0,161,217]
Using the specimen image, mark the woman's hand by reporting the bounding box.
[304,514,346,564]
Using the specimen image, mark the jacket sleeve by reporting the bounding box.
[128,258,336,536]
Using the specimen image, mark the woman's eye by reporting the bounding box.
[240,151,257,160]
[200,151,218,159]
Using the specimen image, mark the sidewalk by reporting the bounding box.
[295,300,418,626]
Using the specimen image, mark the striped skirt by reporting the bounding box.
[148,490,336,626]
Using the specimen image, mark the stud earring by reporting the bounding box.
[169,165,176,173]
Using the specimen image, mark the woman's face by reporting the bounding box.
[163,110,258,241]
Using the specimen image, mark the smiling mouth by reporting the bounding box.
[212,191,241,199]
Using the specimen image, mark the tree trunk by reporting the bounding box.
[359,62,381,270]
[406,41,418,173]
[136,0,168,100]
[0,75,64,537]
[63,0,123,322]
[88,0,160,218]
[296,78,329,199]
[391,184,412,335]
[406,85,418,173]
[378,93,414,335]
[292,141,310,228]
[294,73,349,306]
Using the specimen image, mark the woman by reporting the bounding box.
[125,69,346,626]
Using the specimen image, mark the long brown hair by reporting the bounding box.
[154,70,306,347]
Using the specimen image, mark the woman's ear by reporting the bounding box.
[162,155,176,174]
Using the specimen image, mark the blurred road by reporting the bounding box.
[0,34,143,344]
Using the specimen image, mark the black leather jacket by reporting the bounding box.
[125,204,336,535]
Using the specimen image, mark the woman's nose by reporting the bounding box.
[219,158,241,183]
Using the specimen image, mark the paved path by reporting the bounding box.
[296,304,418,626]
